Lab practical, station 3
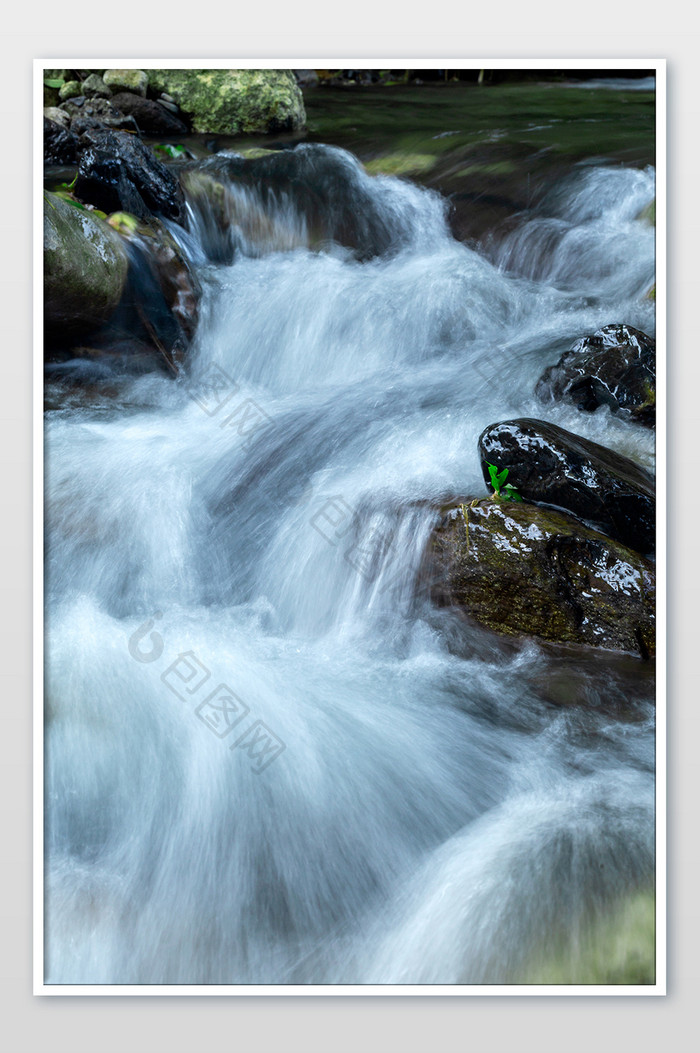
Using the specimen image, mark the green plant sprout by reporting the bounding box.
[153,144,188,160]
[487,463,522,502]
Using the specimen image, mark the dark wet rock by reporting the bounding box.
[108,92,188,136]
[535,324,656,428]
[44,191,129,343]
[44,117,78,165]
[478,418,655,554]
[60,96,138,133]
[147,69,306,135]
[428,498,655,658]
[103,69,148,97]
[74,126,184,221]
[107,212,201,366]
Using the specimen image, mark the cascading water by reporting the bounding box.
[44,142,656,985]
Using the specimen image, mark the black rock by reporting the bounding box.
[74,127,184,221]
[44,117,78,165]
[108,93,188,136]
[535,323,655,428]
[478,418,655,554]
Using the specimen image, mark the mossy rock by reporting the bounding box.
[103,69,148,97]
[44,191,128,342]
[59,80,83,102]
[146,69,306,136]
[430,498,655,658]
[520,890,656,984]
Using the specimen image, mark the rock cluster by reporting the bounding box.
[427,323,656,660]
[43,69,305,376]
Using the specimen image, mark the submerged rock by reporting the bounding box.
[107,212,201,365]
[146,69,306,135]
[478,419,655,554]
[74,126,184,221]
[185,144,419,261]
[44,191,128,342]
[536,324,656,428]
[429,498,655,658]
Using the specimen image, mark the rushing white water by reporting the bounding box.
[44,145,656,985]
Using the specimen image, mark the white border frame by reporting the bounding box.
[34,57,666,996]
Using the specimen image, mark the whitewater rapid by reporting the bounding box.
[44,145,656,984]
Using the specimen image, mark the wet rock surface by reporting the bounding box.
[106,213,201,366]
[44,191,129,343]
[478,418,655,554]
[44,117,78,165]
[429,498,655,658]
[194,145,420,259]
[536,324,656,428]
[74,126,184,221]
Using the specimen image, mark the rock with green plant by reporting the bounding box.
[146,69,306,136]
[428,497,654,658]
[536,323,656,428]
[478,418,655,554]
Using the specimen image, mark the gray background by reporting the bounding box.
[3,10,698,1051]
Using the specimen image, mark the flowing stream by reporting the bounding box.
[44,103,657,985]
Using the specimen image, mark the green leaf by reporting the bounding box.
[487,464,500,490]
[53,190,85,210]
[153,143,187,159]
[496,468,509,489]
[44,79,64,89]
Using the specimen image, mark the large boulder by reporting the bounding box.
[74,126,184,221]
[44,191,129,342]
[146,69,306,135]
[478,419,655,554]
[536,324,655,428]
[429,499,655,658]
